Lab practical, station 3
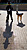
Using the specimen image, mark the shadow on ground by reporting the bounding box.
[17,23,25,28]
[3,21,13,49]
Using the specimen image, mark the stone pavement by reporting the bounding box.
[0,10,27,50]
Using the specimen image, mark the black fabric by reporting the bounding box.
[6,4,13,21]
[6,5,13,11]
[7,11,12,20]
[16,13,23,15]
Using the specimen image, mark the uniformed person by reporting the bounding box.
[6,1,13,22]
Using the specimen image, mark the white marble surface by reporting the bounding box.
[0,10,27,50]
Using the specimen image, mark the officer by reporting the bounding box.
[6,1,13,22]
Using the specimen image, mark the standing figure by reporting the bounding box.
[16,4,23,23]
[6,1,13,22]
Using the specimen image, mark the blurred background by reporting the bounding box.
[0,0,27,10]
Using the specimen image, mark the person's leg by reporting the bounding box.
[7,14,9,20]
[20,15,22,23]
[6,12,9,22]
[17,15,19,23]
[10,11,13,22]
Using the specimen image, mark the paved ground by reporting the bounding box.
[0,10,27,50]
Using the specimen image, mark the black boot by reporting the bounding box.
[6,19,8,23]
[11,19,13,22]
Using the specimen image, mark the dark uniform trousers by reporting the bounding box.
[7,11,12,21]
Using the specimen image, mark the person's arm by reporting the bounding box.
[10,5,13,10]
[6,5,8,10]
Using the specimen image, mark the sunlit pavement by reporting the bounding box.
[0,10,27,50]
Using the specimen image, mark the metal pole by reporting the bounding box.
[16,0,18,13]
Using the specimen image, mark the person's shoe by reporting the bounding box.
[12,19,13,22]
[21,21,22,23]
[18,21,19,24]
[17,20,19,24]
[6,20,8,23]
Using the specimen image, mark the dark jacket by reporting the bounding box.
[6,5,13,12]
